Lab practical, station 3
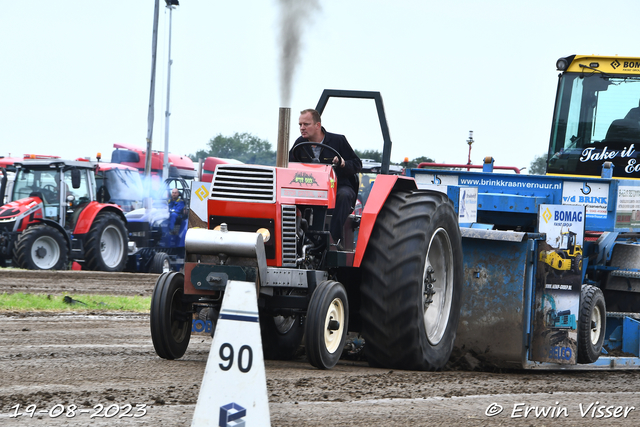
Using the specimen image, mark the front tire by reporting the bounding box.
[260,312,305,360]
[361,190,463,370]
[84,211,127,272]
[150,272,192,359]
[578,284,606,364]
[305,280,349,369]
[13,224,68,270]
[150,252,171,274]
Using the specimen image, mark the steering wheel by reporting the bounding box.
[291,142,344,167]
[40,185,58,200]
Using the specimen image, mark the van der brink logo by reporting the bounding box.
[611,59,621,69]
[542,208,552,223]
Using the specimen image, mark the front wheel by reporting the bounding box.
[13,224,68,270]
[149,252,171,274]
[361,190,463,370]
[83,211,127,272]
[150,272,192,359]
[305,280,349,369]
[577,284,606,364]
[260,312,305,360]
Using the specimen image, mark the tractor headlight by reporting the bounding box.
[257,228,270,243]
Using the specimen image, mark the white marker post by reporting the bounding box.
[191,280,271,427]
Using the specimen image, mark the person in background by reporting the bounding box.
[167,188,185,234]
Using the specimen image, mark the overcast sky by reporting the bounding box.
[3,1,640,172]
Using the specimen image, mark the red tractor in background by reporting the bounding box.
[0,158,128,271]
[109,142,197,181]
[150,90,464,371]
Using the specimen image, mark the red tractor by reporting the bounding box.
[0,159,128,271]
[150,90,464,370]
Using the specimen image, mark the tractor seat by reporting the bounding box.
[604,118,640,147]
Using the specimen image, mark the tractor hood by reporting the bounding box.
[0,197,44,232]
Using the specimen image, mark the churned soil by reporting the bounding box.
[1,270,640,426]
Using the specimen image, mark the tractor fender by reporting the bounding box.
[353,175,417,267]
[73,202,127,235]
[29,218,72,249]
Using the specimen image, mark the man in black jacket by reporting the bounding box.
[289,109,362,249]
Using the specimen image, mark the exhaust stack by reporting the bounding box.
[276,107,291,168]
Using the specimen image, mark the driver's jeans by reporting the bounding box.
[330,185,356,244]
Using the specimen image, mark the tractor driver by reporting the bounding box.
[289,109,362,250]
[167,188,185,234]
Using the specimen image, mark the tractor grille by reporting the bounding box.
[210,165,276,203]
[281,205,297,267]
[0,219,16,233]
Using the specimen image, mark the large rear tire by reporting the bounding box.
[360,190,463,370]
[305,280,349,369]
[84,211,127,272]
[577,284,606,364]
[150,272,192,359]
[13,224,68,270]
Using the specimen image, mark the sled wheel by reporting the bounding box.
[84,211,127,272]
[305,280,349,369]
[361,190,463,370]
[260,312,305,360]
[13,224,68,270]
[150,252,171,274]
[150,272,192,359]
[577,284,606,364]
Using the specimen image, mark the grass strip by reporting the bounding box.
[0,293,151,312]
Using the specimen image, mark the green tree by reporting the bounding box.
[529,154,548,175]
[355,149,383,162]
[353,150,435,169]
[407,156,435,169]
[191,133,276,166]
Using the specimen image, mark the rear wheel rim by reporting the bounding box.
[100,224,124,268]
[423,227,454,345]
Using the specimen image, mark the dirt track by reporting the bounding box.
[2,270,640,426]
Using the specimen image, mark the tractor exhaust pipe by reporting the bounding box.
[276,107,291,168]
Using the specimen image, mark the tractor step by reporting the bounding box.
[606,244,640,292]
[610,270,640,279]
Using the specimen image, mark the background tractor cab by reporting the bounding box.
[0,159,128,271]
[94,161,145,213]
[124,175,190,273]
[547,55,640,179]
